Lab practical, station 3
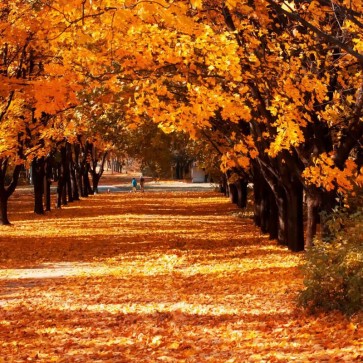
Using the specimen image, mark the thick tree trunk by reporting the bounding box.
[274,191,288,246]
[253,170,278,239]
[0,161,21,225]
[285,180,304,252]
[219,174,228,195]
[0,192,10,225]
[229,183,238,204]
[236,179,248,208]
[260,190,271,234]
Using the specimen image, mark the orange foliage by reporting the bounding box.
[0,178,362,361]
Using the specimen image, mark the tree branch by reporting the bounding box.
[265,0,363,64]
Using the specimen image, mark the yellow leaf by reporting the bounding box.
[190,0,203,9]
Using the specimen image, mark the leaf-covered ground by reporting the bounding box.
[0,179,362,362]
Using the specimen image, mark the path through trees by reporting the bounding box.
[0,187,362,361]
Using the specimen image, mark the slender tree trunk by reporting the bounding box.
[74,143,84,197]
[268,191,278,240]
[70,161,80,201]
[56,164,64,209]
[253,176,263,228]
[89,149,108,194]
[65,143,73,203]
[44,157,52,212]
[32,158,45,215]
[305,187,321,248]
[83,162,91,197]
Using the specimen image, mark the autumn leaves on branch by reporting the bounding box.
[1,0,363,251]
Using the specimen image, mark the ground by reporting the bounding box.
[0,174,362,362]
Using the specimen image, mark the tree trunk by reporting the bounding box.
[0,191,10,225]
[0,160,21,225]
[69,145,80,201]
[44,157,52,212]
[267,191,278,240]
[305,187,321,248]
[252,170,272,233]
[285,180,304,252]
[83,162,92,197]
[89,149,108,194]
[32,158,45,215]
[56,165,64,209]
[219,174,228,195]
[229,183,238,204]
[275,190,288,246]
[74,143,84,198]
[236,179,248,208]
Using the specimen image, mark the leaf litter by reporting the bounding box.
[0,188,362,362]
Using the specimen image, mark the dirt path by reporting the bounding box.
[0,189,362,362]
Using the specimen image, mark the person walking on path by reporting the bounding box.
[140,176,145,192]
[131,178,137,192]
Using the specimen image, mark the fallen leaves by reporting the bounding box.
[0,183,362,362]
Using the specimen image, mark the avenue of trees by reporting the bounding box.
[1,0,363,252]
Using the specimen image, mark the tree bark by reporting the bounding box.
[44,157,52,211]
[285,179,304,252]
[229,183,238,204]
[236,179,248,208]
[32,158,45,215]
[0,160,21,225]
[305,187,322,248]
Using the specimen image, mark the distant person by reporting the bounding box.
[131,177,137,192]
[140,176,145,192]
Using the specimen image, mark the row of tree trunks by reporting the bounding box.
[30,141,108,216]
[228,161,305,252]
[227,162,338,252]
[228,179,248,209]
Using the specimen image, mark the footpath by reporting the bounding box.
[0,177,362,362]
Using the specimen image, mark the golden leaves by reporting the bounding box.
[190,0,203,9]
[302,153,359,193]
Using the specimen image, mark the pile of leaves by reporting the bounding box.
[0,187,362,362]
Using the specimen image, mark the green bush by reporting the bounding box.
[298,208,363,315]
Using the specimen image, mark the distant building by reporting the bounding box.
[191,162,207,183]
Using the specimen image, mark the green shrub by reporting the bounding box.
[298,208,363,315]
